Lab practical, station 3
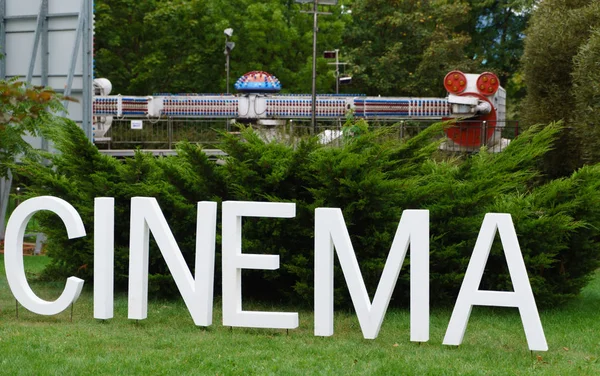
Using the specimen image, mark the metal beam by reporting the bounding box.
[0,0,7,240]
[0,169,13,241]
[98,149,228,158]
[41,0,48,87]
[26,0,47,84]
[3,0,94,151]
[3,12,79,20]
[311,1,317,133]
[62,0,86,107]
[82,0,93,140]
[41,0,49,153]
[0,0,6,79]
[62,0,94,142]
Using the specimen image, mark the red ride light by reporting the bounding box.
[476,72,500,96]
[444,70,467,94]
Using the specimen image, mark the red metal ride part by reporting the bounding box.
[443,93,497,148]
[444,71,468,94]
[476,72,500,96]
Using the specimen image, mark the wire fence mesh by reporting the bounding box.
[94,117,520,153]
[95,118,231,150]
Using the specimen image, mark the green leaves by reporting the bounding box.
[13,119,600,307]
[0,80,67,177]
[520,0,600,177]
[344,0,476,97]
[572,28,600,164]
[94,0,348,95]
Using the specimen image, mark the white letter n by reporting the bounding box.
[128,198,216,326]
[314,208,429,341]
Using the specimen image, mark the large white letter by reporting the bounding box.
[94,198,114,319]
[443,213,548,351]
[128,198,216,326]
[222,201,298,329]
[5,196,85,315]
[314,209,429,341]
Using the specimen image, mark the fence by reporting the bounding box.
[95,118,231,150]
[95,117,520,154]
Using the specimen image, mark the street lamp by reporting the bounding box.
[224,28,235,94]
[296,0,338,133]
[324,49,349,94]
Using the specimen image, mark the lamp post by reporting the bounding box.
[324,49,349,94]
[334,49,339,94]
[224,28,235,94]
[324,49,340,94]
[296,0,338,133]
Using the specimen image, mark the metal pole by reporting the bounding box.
[41,0,48,87]
[335,49,339,94]
[226,46,230,130]
[0,0,6,79]
[26,0,46,84]
[0,169,13,241]
[311,1,318,134]
[480,120,487,147]
[168,117,173,149]
[226,42,230,94]
[62,0,86,113]
[40,0,50,153]
[82,0,93,141]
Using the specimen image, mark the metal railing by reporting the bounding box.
[95,118,230,150]
[95,117,520,153]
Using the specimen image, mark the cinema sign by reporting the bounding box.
[4,196,548,351]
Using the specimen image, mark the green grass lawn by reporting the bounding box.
[0,255,598,375]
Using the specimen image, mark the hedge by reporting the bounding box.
[12,120,600,307]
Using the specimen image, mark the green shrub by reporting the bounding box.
[13,122,221,295]
[520,0,600,178]
[12,120,600,308]
[572,28,600,164]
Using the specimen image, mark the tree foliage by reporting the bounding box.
[344,0,476,97]
[0,80,66,177]
[572,28,600,164]
[93,1,534,101]
[521,0,600,126]
[342,0,536,99]
[94,0,348,95]
[93,0,159,94]
[13,120,600,307]
[520,0,600,177]
[14,0,599,308]
[464,0,536,115]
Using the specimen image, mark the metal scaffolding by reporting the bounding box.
[0,0,93,240]
[0,0,93,139]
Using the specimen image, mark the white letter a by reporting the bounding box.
[443,213,548,351]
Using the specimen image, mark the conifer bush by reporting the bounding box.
[12,120,600,307]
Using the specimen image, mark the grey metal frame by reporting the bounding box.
[0,0,5,78]
[0,0,93,240]
[63,0,93,141]
[26,0,47,84]
[0,0,93,137]
[0,170,12,241]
